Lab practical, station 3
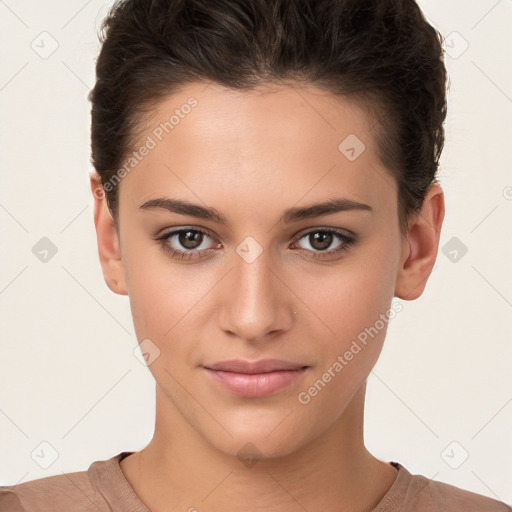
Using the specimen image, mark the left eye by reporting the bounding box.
[292,228,356,257]
[156,228,356,260]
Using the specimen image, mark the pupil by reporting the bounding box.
[180,230,201,249]
[311,232,332,251]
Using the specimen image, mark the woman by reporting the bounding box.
[1,0,510,510]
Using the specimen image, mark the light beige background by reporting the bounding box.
[1,0,511,503]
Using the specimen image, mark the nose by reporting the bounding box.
[217,246,295,344]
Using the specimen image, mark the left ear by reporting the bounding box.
[394,183,445,300]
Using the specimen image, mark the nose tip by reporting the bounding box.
[217,257,296,343]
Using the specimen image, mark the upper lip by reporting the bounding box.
[204,359,308,374]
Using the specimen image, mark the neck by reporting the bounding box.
[121,382,398,512]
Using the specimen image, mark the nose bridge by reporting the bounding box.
[219,236,290,340]
[233,238,278,313]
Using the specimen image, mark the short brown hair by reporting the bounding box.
[89,0,448,236]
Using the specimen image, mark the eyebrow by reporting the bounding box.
[139,197,373,225]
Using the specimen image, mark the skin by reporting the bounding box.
[90,81,444,511]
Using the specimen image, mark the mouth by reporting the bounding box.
[203,359,310,398]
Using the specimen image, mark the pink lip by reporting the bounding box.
[203,359,309,397]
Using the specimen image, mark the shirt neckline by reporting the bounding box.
[89,451,410,512]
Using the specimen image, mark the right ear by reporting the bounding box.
[89,172,128,295]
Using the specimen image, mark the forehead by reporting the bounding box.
[119,81,397,219]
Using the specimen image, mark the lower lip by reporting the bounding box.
[204,367,308,397]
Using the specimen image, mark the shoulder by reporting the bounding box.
[0,453,129,512]
[423,476,512,511]
[390,463,512,511]
[0,469,105,512]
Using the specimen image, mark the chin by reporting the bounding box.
[217,438,302,464]
[203,417,313,463]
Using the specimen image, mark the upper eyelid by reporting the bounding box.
[161,224,352,235]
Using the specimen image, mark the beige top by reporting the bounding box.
[1,451,511,511]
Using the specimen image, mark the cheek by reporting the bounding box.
[301,255,396,344]
[121,237,187,338]
[122,239,220,370]
[294,271,394,421]
[127,269,202,343]
[295,237,399,389]
[124,260,169,337]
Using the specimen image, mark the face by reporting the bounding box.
[100,81,416,459]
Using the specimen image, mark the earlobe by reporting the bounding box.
[89,173,128,295]
[394,183,445,301]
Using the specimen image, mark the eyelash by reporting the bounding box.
[156,227,357,261]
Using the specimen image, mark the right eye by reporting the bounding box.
[156,228,221,260]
